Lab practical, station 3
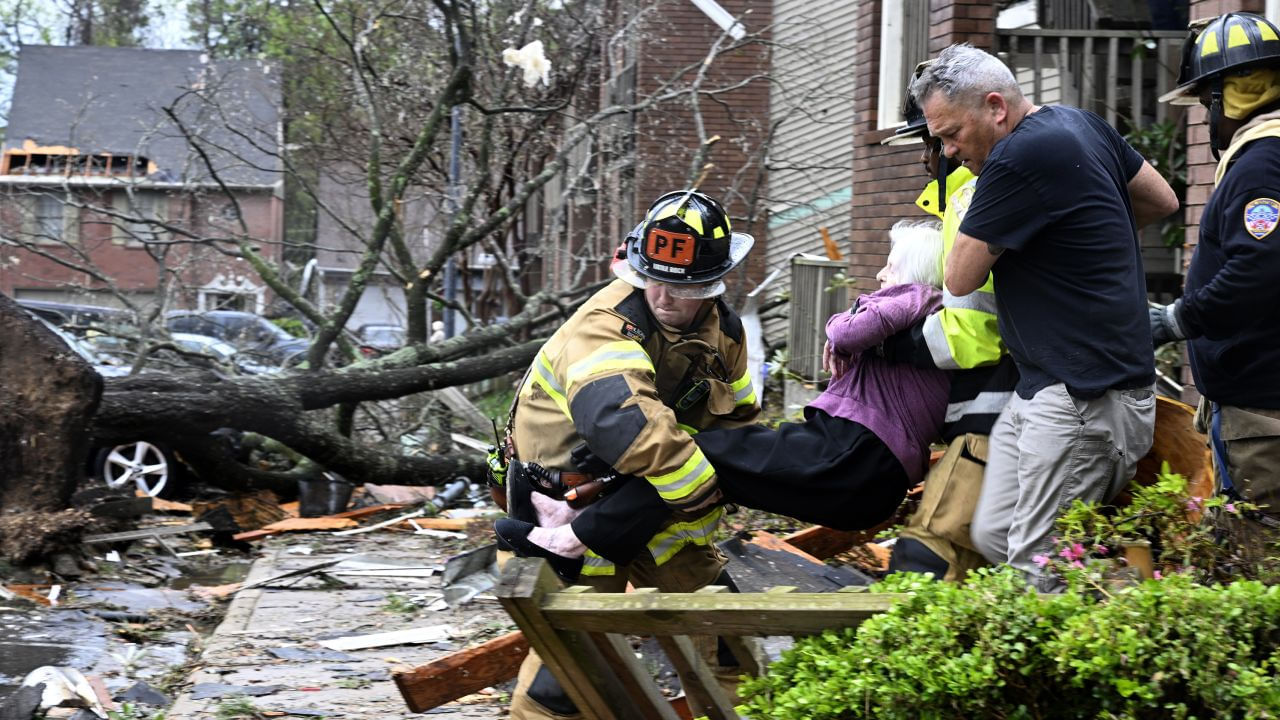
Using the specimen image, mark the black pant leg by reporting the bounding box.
[569,477,670,565]
[694,411,909,531]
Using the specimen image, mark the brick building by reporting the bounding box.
[849,0,1198,294]
[0,45,283,314]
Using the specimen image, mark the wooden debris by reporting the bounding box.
[393,630,530,712]
[191,490,287,533]
[4,584,54,606]
[148,497,193,513]
[231,504,408,542]
[232,517,355,541]
[746,530,825,564]
[331,509,426,537]
[402,517,475,531]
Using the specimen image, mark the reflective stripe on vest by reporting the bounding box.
[580,550,616,576]
[944,390,1014,423]
[731,372,756,407]
[526,351,570,417]
[565,340,654,391]
[647,506,724,565]
[647,445,716,503]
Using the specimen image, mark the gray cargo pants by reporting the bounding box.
[971,382,1155,591]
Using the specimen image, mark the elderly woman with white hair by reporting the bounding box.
[497,220,954,575]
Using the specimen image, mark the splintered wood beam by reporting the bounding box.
[779,525,864,560]
[539,590,899,636]
[747,530,825,564]
[392,631,530,713]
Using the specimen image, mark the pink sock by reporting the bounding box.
[527,524,587,558]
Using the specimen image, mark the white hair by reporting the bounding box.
[887,220,944,288]
[910,43,1023,109]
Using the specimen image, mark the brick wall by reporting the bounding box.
[633,0,772,288]
[0,187,283,308]
[848,0,997,292]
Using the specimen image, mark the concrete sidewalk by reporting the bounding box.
[168,528,511,719]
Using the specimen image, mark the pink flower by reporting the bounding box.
[1225,503,1237,513]
[1186,496,1205,512]
[1153,570,1163,580]
[1094,545,1110,556]
[1033,554,1051,568]
[1058,542,1086,562]
[1071,560,1085,569]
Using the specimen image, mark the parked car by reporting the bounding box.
[355,323,406,358]
[16,298,134,331]
[30,315,184,497]
[165,310,311,367]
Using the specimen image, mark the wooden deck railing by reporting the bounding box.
[997,28,1186,129]
[495,557,899,720]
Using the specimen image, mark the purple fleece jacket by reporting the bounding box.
[807,283,950,485]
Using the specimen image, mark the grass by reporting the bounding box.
[215,698,264,719]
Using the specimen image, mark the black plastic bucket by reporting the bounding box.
[298,474,354,517]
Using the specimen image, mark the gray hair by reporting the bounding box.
[887,220,944,288]
[910,43,1023,109]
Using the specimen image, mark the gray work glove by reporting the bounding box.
[1149,300,1186,349]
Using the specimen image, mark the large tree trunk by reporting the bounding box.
[0,295,102,513]
[91,340,540,490]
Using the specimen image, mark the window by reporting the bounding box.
[203,292,249,312]
[34,194,63,240]
[23,192,79,245]
[877,0,931,129]
[113,190,166,246]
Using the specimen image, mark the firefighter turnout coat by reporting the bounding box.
[511,278,760,576]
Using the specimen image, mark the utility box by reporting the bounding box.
[786,254,849,383]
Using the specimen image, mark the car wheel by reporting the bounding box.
[93,441,181,498]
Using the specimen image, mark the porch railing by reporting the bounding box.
[996,29,1187,130]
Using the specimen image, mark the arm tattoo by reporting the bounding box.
[986,243,1005,256]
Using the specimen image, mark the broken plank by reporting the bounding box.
[319,624,452,651]
[260,517,357,532]
[403,517,474,531]
[747,530,824,565]
[149,497,193,513]
[83,522,213,544]
[393,630,530,712]
[334,503,408,520]
[234,517,356,541]
[781,525,888,560]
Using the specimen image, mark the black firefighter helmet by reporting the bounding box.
[614,190,754,299]
[1159,13,1280,157]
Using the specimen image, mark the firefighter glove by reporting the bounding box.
[1149,300,1186,349]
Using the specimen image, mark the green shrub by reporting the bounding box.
[739,570,1280,719]
[740,467,1280,719]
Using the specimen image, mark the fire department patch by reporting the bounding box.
[620,321,646,342]
[1243,198,1280,240]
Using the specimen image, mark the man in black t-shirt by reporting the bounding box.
[912,44,1179,590]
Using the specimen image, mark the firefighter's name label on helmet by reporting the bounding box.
[1244,198,1280,240]
[646,228,697,266]
[651,262,687,275]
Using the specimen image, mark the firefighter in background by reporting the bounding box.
[494,189,759,719]
[880,61,1020,580]
[1152,12,1280,551]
